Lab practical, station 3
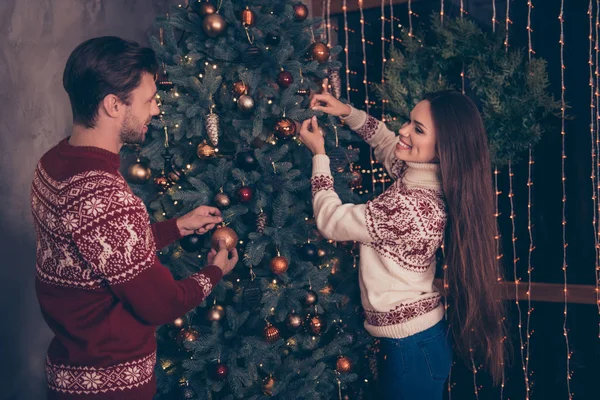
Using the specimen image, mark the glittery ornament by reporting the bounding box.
[328,68,342,99]
[210,226,238,251]
[336,356,353,373]
[285,313,303,332]
[256,212,267,233]
[205,113,219,146]
[270,256,289,275]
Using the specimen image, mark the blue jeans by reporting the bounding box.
[376,320,453,400]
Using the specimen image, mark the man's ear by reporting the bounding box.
[101,94,123,119]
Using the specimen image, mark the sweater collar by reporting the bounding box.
[402,161,442,192]
[58,137,121,169]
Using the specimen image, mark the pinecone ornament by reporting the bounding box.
[205,113,219,147]
[328,68,342,99]
[257,212,267,234]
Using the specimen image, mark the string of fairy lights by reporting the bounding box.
[525,1,535,399]
[558,2,574,398]
[596,0,600,340]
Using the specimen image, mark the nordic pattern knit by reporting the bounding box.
[311,107,447,338]
[31,138,222,399]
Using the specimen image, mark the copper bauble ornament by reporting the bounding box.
[350,170,363,188]
[180,234,203,252]
[197,142,216,159]
[303,289,318,307]
[172,316,186,329]
[210,226,238,251]
[232,80,248,96]
[214,192,231,208]
[206,304,225,321]
[264,323,280,343]
[202,13,227,38]
[293,3,309,21]
[309,42,330,63]
[154,176,170,192]
[285,313,303,332]
[262,376,275,396]
[237,94,255,113]
[270,256,289,275]
[197,1,216,16]
[277,71,293,88]
[336,356,353,373]
[241,7,256,27]
[274,118,296,139]
[126,161,151,184]
[237,186,253,202]
[214,362,229,380]
[176,328,198,346]
[308,314,326,335]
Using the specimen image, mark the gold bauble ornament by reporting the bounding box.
[210,226,238,251]
[202,13,227,38]
[232,80,248,96]
[237,94,255,113]
[206,304,225,321]
[274,118,296,139]
[197,1,216,16]
[262,376,275,396]
[214,192,231,208]
[309,42,330,63]
[270,256,289,275]
[285,313,303,331]
[197,142,216,159]
[126,161,151,184]
[336,356,353,373]
[264,323,280,343]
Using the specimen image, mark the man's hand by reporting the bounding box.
[176,206,223,236]
[207,239,239,275]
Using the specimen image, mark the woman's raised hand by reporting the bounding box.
[310,78,352,117]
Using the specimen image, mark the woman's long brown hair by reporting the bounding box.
[424,91,507,385]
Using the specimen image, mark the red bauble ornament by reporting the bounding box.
[237,186,254,202]
[277,71,293,88]
[264,323,280,343]
[214,362,229,380]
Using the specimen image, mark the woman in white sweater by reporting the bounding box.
[298,87,505,399]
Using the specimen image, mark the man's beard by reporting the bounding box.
[119,109,147,145]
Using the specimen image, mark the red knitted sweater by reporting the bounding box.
[31,138,222,399]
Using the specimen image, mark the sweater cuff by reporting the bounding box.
[190,264,223,296]
[341,106,368,131]
[151,218,183,250]
[312,154,332,176]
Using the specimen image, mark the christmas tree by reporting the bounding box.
[122,1,374,398]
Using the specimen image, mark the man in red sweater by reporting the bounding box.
[30,36,238,399]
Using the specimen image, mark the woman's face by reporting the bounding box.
[394,100,438,163]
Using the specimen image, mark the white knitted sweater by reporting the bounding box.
[311,106,447,338]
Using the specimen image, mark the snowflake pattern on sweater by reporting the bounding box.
[45,352,156,395]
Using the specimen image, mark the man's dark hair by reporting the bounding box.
[63,36,159,129]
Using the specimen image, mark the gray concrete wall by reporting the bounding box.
[0,1,175,398]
